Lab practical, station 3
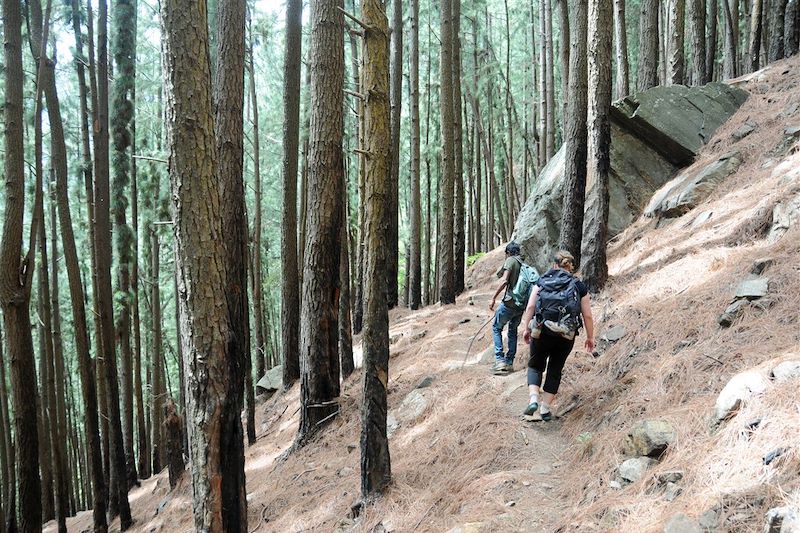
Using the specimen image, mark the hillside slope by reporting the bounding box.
[49,56,800,533]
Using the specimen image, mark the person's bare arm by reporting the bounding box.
[581,294,595,352]
[521,285,540,343]
[489,269,511,310]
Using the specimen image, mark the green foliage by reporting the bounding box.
[467,253,486,267]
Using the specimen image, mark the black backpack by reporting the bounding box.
[535,269,583,333]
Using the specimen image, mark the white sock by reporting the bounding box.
[540,403,551,414]
[529,393,539,405]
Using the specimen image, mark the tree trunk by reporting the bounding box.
[786,0,799,55]
[452,0,465,295]
[1,0,43,525]
[0,331,17,533]
[438,0,456,305]
[637,0,660,91]
[559,0,589,265]
[769,0,790,59]
[668,0,687,83]
[583,0,612,290]
[722,0,739,77]
[688,0,708,84]
[111,0,139,488]
[297,0,345,443]
[558,0,571,129]
[408,0,422,310]
[707,0,718,80]
[163,400,185,490]
[281,0,302,388]
[388,0,402,308]
[150,228,164,474]
[340,188,355,378]
[749,0,764,69]
[423,16,433,306]
[360,0,392,497]
[614,0,631,97]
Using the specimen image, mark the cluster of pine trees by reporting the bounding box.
[0,0,797,528]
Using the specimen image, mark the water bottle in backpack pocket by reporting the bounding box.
[534,269,583,340]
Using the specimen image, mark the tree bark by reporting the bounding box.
[637,0,660,91]
[668,0,686,83]
[1,0,43,525]
[722,0,739,77]
[559,0,589,265]
[786,0,799,55]
[149,228,164,474]
[339,187,355,378]
[437,0,456,305]
[769,0,790,59]
[614,0,631,97]
[409,0,422,310]
[297,0,345,443]
[163,400,185,490]
[452,0,465,295]
[388,0,402,308]
[0,331,17,533]
[558,0,571,128]
[583,0,612,290]
[281,0,302,388]
[688,0,708,84]
[706,0,718,80]
[749,0,764,69]
[360,0,392,497]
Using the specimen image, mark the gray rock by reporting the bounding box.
[386,413,399,438]
[718,299,749,327]
[512,83,747,272]
[768,193,800,243]
[256,364,283,392]
[691,210,715,228]
[785,125,800,137]
[337,466,354,477]
[751,257,774,275]
[698,508,720,531]
[771,361,800,382]
[409,330,428,342]
[664,514,702,533]
[416,376,435,388]
[602,326,627,342]
[646,152,743,218]
[609,480,623,490]
[765,506,800,533]
[665,482,682,502]
[618,457,658,482]
[394,390,429,423]
[733,121,757,140]
[735,277,770,299]
[623,420,678,458]
[713,370,770,424]
[657,471,684,484]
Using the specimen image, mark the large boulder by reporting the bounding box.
[512,83,748,272]
[256,364,283,393]
[713,370,770,424]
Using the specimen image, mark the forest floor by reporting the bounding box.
[47,54,800,532]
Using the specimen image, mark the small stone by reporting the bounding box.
[735,277,770,300]
[691,210,714,228]
[338,467,355,477]
[156,497,170,516]
[785,125,800,138]
[386,414,400,438]
[713,370,770,424]
[751,257,774,275]
[522,481,531,487]
[765,506,800,533]
[602,326,627,342]
[657,471,684,484]
[698,508,719,530]
[623,420,677,458]
[665,482,682,502]
[389,333,403,344]
[467,297,475,306]
[745,418,762,431]
[347,444,357,453]
[458,318,471,324]
[416,376,435,389]
[609,480,623,490]
[763,447,786,465]
[664,513,702,533]
[409,330,428,342]
[540,482,554,490]
[618,457,658,483]
[505,501,516,507]
[733,121,756,140]
[771,361,800,383]
[718,299,749,327]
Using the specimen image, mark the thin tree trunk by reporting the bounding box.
[786,0,799,55]
[37,206,55,524]
[281,0,302,388]
[438,0,456,304]
[669,0,687,83]
[559,0,589,265]
[422,15,433,306]
[297,0,345,443]
[583,0,612,290]
[614,0,631,96]
[340,189,355,378]
[409,0,422,310]
[689,0,708,84]
[750,0,765,69]
[707,0,718,80]
[558,0,570,131]
[722,0,739,77]
[769,0,789,59]
[388,0,402,308]
[638,0,660,91]
[452,0,465,295]
[150,228,164,474]
[0,331,17,533]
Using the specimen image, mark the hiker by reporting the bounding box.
[488,242,527,375]
[520,250,595,420]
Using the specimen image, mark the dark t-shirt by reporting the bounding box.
[500,256,523,309]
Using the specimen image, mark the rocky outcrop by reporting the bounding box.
[512,83,747,272]
[623,420,677,458]
[713,370,770,424]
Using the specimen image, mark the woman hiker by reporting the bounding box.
[489,242,525,375]
[520,250,595,420]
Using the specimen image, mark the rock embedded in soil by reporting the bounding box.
[769,193,800,243]
[665,482,682,502]
[751,257,775,275]
[771,360,800,382]
[698,508,720,531]
[623,420,677,458]
[602,325,627,342]
[618,457,658,482]
[735,277,770,300]
[657,470,684,484]
[416,376,435,388]
[785,125,800,137]
[718,299,750,327]
[664,513,703,533]
[713,370,770,425]
[256,364,283,393]
[765,506,800,533]
[733,121,757,140]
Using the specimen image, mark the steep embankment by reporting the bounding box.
[50,56,800,533]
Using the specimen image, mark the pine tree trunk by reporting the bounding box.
[559,0,589,265]
[637,0,660,91]
[360,0,392,496]
[281,0,302,388]
[558,0,570,131]
[111,0,139,489]
[0,333,17,533]
[452,0,465,295]
[769,0,789,59]
[150,228,164,474]
[688,0,708,84]
[614,0,631,97]
[437,0,456,304]
[1,0,43,525]
[707,0,718,80]
[788,0,799,55]
[339,190,355,378]
[409,0,422,310]
[423,25,433,306]
[749,0,764,69]
[583,0,612,290]
[722,0,739,77]
[297,0,345,443]
[668,0,686,83]
[388,0,402,308]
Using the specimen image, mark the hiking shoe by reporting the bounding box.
[523,401,539,416]
[540,410,553,422]
[543,320,570,335]
[492,363,513,375]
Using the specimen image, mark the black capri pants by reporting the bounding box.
[527,332,575,394]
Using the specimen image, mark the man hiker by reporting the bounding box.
[520,250,595,420]
[489,242,525,375]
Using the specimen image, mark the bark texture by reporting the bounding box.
[688,0,707,84]
[668,0,686,83]
[613,0,630,97]
[637,0,660,91]
[438,0,456,304]
[388,0,402,308]
[408,0,422,310]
